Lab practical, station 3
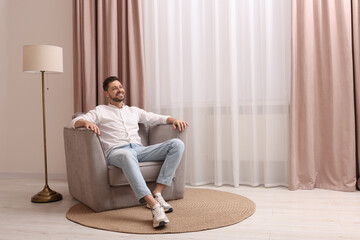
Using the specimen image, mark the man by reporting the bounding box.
[72,76,189,229]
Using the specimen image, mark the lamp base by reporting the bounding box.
[31,185,62,203]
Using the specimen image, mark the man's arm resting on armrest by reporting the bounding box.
[74,119,101,136]
[166,117,189,132]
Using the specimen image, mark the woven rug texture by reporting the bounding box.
[66,188,256,234]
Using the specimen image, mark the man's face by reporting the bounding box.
[105,80,125,103]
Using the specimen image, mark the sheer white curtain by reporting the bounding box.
[142,0,291,187]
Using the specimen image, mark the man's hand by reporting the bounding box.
[167,117,189,132]
[75,119,101,136]
[84,121,101,136]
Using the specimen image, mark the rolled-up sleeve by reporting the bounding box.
[136,107,169,125]
[71,108,101,129]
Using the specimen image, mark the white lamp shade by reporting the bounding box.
[23,45,63,73]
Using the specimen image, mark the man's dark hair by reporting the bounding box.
[103,76,122,91]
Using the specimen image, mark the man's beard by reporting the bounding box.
[110,94,124,102]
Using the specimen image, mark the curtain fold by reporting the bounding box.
[73,0,97,112]
[290,0,359,191]
[353,0,360,189]
[73,0,145,113]
[142,0,291,187]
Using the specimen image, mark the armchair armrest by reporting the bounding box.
[63,127,112,211]
[148,124,187,198]
[148,124,186,145]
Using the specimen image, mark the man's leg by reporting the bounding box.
[106,146,152,202]
[153,184,165,195]
[134,139,184,212]
[107,145,169,228]
[135,138,184,188]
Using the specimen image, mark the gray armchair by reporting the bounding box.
[63,124,186,212]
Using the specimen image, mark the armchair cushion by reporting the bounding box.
[108,162,163,186]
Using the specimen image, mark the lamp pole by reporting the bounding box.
[41,71,48,187]
[31,71,62,203]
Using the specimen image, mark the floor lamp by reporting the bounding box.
[23,45,63,203]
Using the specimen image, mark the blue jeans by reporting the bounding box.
[106,138,184,203]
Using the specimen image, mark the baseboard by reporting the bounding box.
[0,171,67,181]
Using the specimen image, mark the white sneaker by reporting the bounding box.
[151,203,170,228]
[146,193,174,213]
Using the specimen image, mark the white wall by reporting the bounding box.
[0,0,73,178]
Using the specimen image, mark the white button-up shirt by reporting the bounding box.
[71,104,169,157]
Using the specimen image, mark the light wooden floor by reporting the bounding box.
[1,176,360,240]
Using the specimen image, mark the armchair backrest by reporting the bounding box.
[138,123,149,146]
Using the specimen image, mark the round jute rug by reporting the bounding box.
[66,188,256,234]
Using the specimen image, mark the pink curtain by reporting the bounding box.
[290,0,360,191]
[353,0,360,189]
[73,0,145,113]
